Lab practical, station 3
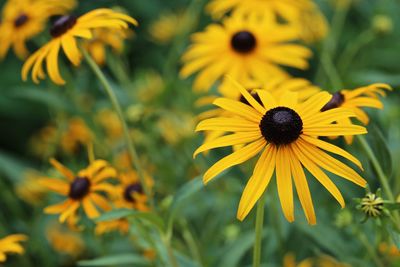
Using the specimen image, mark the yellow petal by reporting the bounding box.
[213,98,262,123]
[276,146,294,222]
[46,39,65,85]
[49,158,75,181]
[303,124,367,136]
[82,198,100,219]
[195,117,259,132]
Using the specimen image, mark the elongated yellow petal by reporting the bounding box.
[303,124,367,136]
[237,145,276,220]
[276,146,294,222]
[213,98,262,123]
[300,136,363,169]
[292,142,345,207]
[90,193,111,211]
[46,40,65,85]
[194,132,261,157]
[203,139,266,184]
[195,117,259,132]
[38,178,69,195]
[60,201,80,223]
[61,35,81,66]
[82,198,100,219]
[297,91,331,119]
[303,108,355,125]
[49,158,75,181]
[288,145,316,225]
[44,199,73,214]
[256,90,277,111]
[298,139,366,187]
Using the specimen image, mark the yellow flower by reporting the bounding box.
[283,253,312,267]
[113,170,153,211]
[194,78,367,223]
[83,27,130,66]
[206,0,315,21]
[40,158,117,223]
[0,0,75,59]
[295,6,328,43]
[95,219,130,235]
[0,234,28,262]
[180,11,311,92]
[29,124,57,158]
[134,71,164,103]
[15,169,47,204]
[149,12,189,44]
[321,83,391,144]
[157,112,196,145]
[96,109,123,142]
[46,222,85,257]
[22,8,137,85]
[60,117,93,155]
[316,255,351,267]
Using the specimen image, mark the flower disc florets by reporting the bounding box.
[50,15,77,38]
[69,177,91,199]
[259,107,303,145]
[124,183,143,202]
[231,31,256,53]
[321,91,344,111]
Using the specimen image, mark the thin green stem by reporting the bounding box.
[253,193,266,267]
[81,48,153,206]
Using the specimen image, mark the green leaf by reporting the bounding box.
[367,124,392,178]
[95,209,165,232]
[217,231,256,267]
[77,254,150,266]
[169,175,204,216]
[9,88,72,111]
[0,149,29,181]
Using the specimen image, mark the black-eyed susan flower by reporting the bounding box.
[180,11,311,92]
[21,8,137,85]
[321,83,391,144]
[194,78,368,224]
[40,158,117,223]
[0,234,28,262]
[83,27,130,66]
[0,0,75,59]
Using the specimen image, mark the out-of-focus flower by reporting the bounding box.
[195,78,367,223]
[60,117,93,155]
[149,12,191,44]
[95,169,153,235]
[283,253,312,267]
[29,124,58,158]
[379,242,400,260]
[143,249,157,261]
[134,71,164,103]
[0,0,75,59]
[22,8,137,85]
[180,11,311,92]
[40,158,117,223]
[316,255,351,267]
[0,234,28,262]
[157,112,196,145]
[321,83,391,144]
[96,109,123,141]
[83,27,131,66]
[15,169,47,205]
[372,15,393,35]
[46,222,84,257]
[295,6,328,43]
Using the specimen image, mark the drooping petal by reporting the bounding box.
[276,146,294,222]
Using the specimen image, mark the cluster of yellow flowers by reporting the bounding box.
[182,0,391,225]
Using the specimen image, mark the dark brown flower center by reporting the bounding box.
[123,183,143,202]
[321,91,345,111]
[14,13,29,27]
[69,177,91,200]
[231,31,256,53]
[259,107,303,145]
[50,15,77,38]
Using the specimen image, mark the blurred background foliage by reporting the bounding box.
[0,0,399,266]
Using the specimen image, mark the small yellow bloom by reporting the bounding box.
[83,27,131,66]
[40,158,117,223]
[15,169,47,204]
[0,0,75,59]
[283,253,312,267]
[180,11,311,92]
[157,112,196,145]
[321,83,391,144]
[60,117,93,155]
[22,8,137,85]
[0,234,28,262]
[95,219,130,235]
[46,222,85,257]
[195,78,367,223]
[149,12,190,44]
[96,109,123,142]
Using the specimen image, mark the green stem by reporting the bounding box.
[81,48,153,206]
[161,235,180,267]
[253,193,266,267]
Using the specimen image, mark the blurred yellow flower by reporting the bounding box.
[180,11,311,92]
[21,8,137,85]
[95,219,130,235]
[46,222,85,257]
[15,169,47,205]
[149,12,190,44]
[283,253,312,267]
[83,27,131,66]
[40,158,117,223]
[60,117,93,155]
[0,0,75,59]
[134,71,164,103]
[96,109,123,141]
[157,112,196,145]
[321,83,391,144]
[0,234,28,262]
[195,78,367,223]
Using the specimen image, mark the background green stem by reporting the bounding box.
[253,193,266,267]
[81,48,153,206]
